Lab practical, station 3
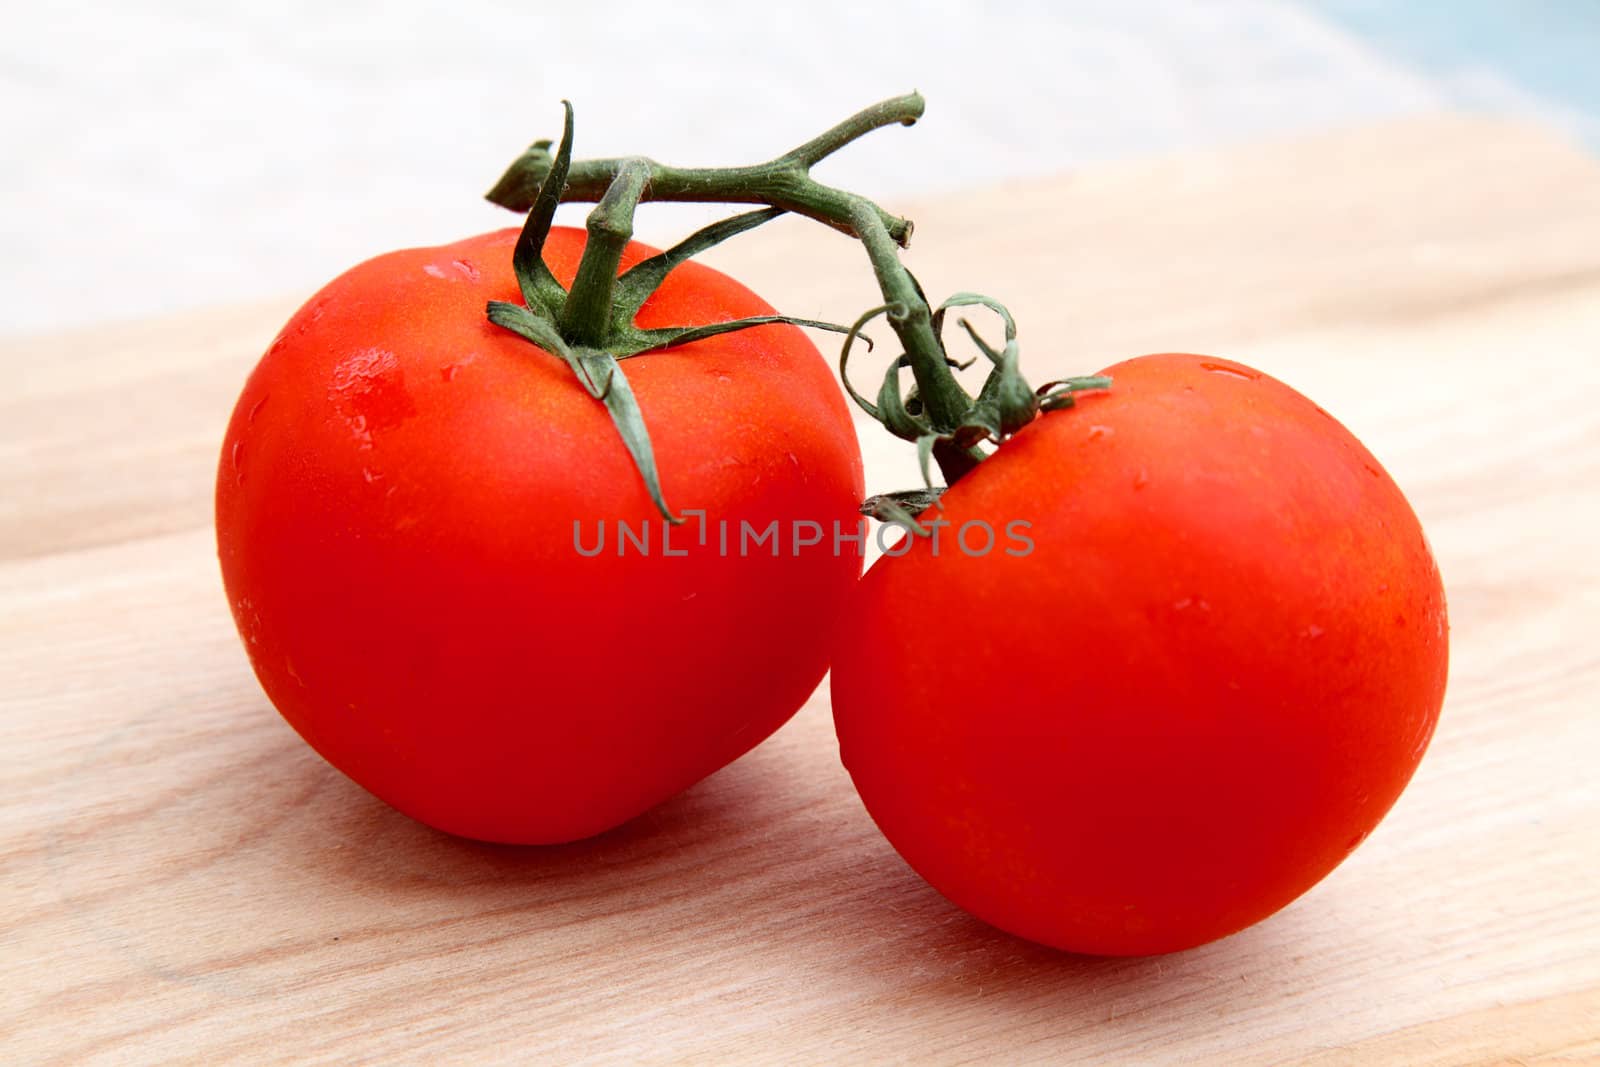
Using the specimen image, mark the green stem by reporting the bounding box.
[846,202,982,484]
[847,202,966,431]
[560,157,651,347]
[488,94,924,247]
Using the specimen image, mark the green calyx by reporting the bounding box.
[484,102,850,523]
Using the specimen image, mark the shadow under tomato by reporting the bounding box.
[826,845,1322,1042]
[293,743,776,899]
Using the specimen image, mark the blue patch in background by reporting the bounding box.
[1310,0,1600,148]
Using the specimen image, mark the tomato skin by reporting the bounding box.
[217,226,863,844]
[830,353,1447,955]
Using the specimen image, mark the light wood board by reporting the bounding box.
[4,114,1599,1064]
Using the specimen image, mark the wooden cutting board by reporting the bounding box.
[4,114,1598,1064]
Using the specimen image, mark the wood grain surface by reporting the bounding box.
[4,115,1598,1064]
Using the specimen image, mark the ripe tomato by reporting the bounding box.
[830,353,1448,955]
[217,226,863,844]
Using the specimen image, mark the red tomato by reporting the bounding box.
[217,226,863,844]
[830,353,1447,955]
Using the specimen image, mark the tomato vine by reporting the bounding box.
[486,93,1110,527]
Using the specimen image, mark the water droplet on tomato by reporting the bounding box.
[293,297,329,335]
[234,595,263,646]
[440,364,460,382]
[247,394,269,424]
[1300,624,1326,639]
[348,413,372,450]
[1200,362,1256,380]
[231,439,245,485]
[1087,424,1114,441]
[1133,468,1149,490]
[330,348,416,448]
[424,259,480,282]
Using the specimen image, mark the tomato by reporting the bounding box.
[217,226,863,844]
[829,353,1448,955]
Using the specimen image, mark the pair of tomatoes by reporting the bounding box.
[218,227,1447,954]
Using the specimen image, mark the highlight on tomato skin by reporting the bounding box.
[215,226,865,845]
[829,352,1449,957]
